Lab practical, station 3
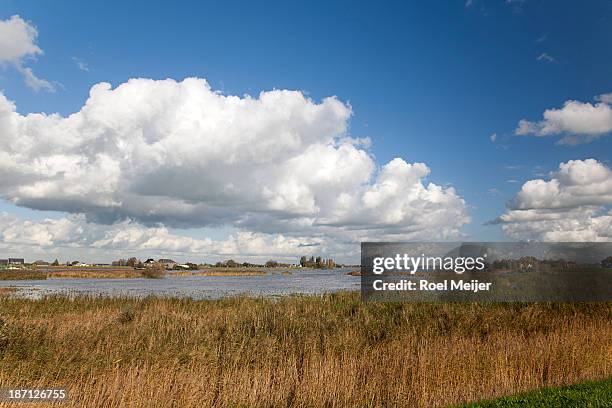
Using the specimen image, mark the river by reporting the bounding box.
[0,268,360,299]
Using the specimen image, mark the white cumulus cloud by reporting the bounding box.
[515,94,612,144]
[0,15,54,92]
[496,159,612,241]
[0,77,469,259]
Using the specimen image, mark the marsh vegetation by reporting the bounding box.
[0,292,609,407]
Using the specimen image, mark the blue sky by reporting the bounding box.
[0,0,611,262]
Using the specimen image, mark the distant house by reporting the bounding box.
[158,259,177,269]
[33,260,50,266]
[143,259,156,265]
[8,258,25,265]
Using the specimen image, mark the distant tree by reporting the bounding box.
[52,259,60,266]
[225,259,238,268]
[315,256,323,268]
[113,259,127,267]
[602,256,612,269]
[265,260,279,268]
[142,262,165,279]
[126,257,139,267]
[299,256,307,267]
[518,256,539,271]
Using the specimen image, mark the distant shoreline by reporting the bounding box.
[0,266,347,281]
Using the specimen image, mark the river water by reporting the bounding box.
[0,268,360,299]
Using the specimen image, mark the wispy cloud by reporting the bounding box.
[505,0,526,13]
[504,165,524,171]
[72,57,89,72]
[15,63,55,92]
[536,52,555,63]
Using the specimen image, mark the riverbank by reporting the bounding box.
[0,292,609,407]
[0,267,272,280]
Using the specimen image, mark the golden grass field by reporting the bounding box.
[0,267,145,280]
[0,292,609,407]
[171,269,267,277]
[46,268,144,279]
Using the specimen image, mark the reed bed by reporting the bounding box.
[0,287,17,294]
[0,270,47,280]
[46,269,144,279]
[0,292,609,407]
[171,269,267,277]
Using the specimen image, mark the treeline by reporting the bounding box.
[213,260,294,268]
[300,256,336,269]
[111,258,200,270]
[112,257,146,268]
[214,260,262,268]
[213,257,340,269]
[107,256,346,270]
[490,257,578,271]
[490,256,612,271]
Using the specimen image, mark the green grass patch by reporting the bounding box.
[456,378,612,407]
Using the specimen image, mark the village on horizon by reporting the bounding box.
[0,255,352,270]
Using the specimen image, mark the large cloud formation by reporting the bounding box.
[515,93,612,145]
[497,159,612,241]
[0,78,469,259]
[0,15,54,92]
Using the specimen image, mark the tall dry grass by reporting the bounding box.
[46,269,143,279]
[0,292,609,407]
[171,269,267,277]
[0,270,47,280]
